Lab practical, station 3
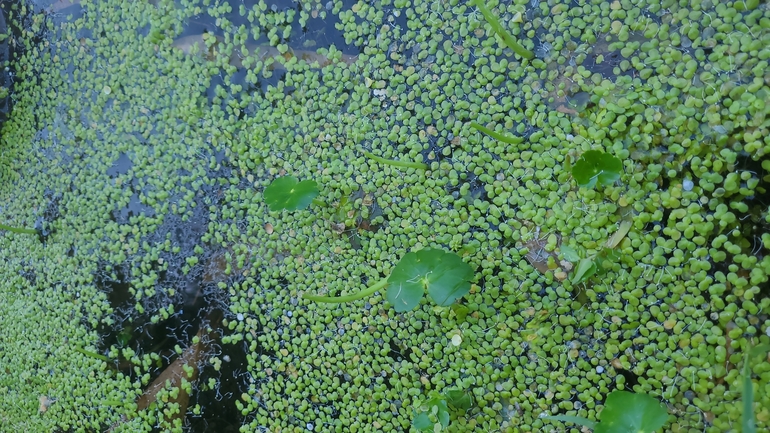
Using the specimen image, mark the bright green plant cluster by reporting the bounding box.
[264,158,469,313]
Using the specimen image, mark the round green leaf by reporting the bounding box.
[595,391,668,433]
[263,176,319,211]
[387,249,473,312]
[571,150,623,188]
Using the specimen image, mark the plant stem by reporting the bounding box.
[0,222,38,235]
[312,198,327,207]
[473,0,535,60]
[73,347,110,362]
[363,150,428,170]
[470,122,524,144]
[304,277,389,304]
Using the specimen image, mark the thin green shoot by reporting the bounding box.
[742,344,770,433]
[0,222,38,235]
[472,0,534,59]
[73,347,110,362]
[363,150,427,170]
[303,278,388,304]
[470,122,524,145]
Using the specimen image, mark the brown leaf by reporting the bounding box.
[38,395,55,413]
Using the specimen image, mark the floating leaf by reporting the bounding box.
[572,150,623,188]
[412,392,450,432]
[263,176,319,211]
[595,391,668,433]
[411,412,434,431]
[387,249,473,312]
[559,245,581,262]
[544,391,667,433]
[606,212,633,249]
[570,258,597,285]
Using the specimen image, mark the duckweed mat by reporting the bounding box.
[1,0,769,432]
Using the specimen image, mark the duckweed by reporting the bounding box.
[0,0,769,431]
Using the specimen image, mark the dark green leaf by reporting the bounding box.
[387,249,473,312]
[595,391,668,433]
[571,150,623,188]
[263,176,319,211]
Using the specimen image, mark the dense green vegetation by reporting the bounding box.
[0,0,769,432]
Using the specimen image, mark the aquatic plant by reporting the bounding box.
[471,0,533,60]
[412,388,474,432]
[543,390,668,433]
[571,150,623,189]
[263,176,322,211]
[304,248,474,313]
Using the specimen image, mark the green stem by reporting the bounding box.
[312,198,327,207]
[73,347,110,362]
[304,277,389,304]
[470,122,524,144]
[0,222,38,235]
[363,150,428,170]
[473,0,535,60]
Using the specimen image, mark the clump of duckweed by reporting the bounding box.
[1,0,769,432]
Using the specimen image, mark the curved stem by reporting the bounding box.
[363,150,428,170]
[0,223,38,235]
[304,277,389,304]
[473,0,535,60]
[470,122,524,145]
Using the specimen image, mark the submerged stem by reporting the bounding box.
[0,223,38,235]
[363,150,428,170]
[473,0,535,60]
[304,277,389,304]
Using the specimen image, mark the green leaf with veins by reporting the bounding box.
[263,176,319,211]
[571,150,623,188]
[387,249,473,312]
[595,391,668,433]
